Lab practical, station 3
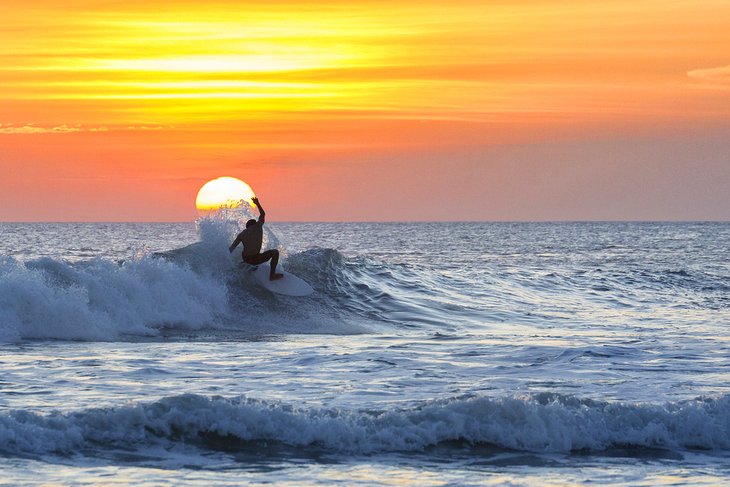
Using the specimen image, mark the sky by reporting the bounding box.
[1,0,729,221]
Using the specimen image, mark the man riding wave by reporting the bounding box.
[229,197,284,281]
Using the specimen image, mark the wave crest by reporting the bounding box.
[2,394,729,457]
[0,255,230,341]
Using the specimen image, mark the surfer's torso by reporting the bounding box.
[241,224,263,256]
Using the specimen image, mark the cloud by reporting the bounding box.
[687,65,730,88]
[0,124,104,134]
[0,124,168,134]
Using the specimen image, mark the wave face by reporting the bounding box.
[1,393,729,458]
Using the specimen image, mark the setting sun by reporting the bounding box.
[195,176,256,213]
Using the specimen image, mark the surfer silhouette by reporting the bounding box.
[229,197,284,281]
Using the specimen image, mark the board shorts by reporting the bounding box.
[243,249,277,265]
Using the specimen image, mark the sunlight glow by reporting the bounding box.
[3,1,730,134]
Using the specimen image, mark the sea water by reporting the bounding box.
[0,220,728,485]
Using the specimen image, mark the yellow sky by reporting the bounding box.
[5,0,729,126]
[1,0,729,220]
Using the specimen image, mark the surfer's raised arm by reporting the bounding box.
[253,196,265,225]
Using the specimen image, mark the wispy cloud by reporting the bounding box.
[0,123,168,134]
[0,124,88,134]
[687,65,730,88]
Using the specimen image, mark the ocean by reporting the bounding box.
[0,218,728,485]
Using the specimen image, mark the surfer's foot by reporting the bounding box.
[270,273,284,281]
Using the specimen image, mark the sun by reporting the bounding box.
[195,176,256,214]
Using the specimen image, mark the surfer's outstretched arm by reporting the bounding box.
[229,233,243,253]
[253,197,265,225]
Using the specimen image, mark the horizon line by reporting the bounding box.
[2,219,729,224]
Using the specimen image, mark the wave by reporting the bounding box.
[1,393,728,459]
[0,249,379,341]
[0,216,448,341]
[0,255,230,341]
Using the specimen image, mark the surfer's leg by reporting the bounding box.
[266,249,284,280]
[248,250,283,279]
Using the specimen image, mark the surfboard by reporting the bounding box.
[247,262,314,296]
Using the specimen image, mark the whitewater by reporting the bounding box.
[0,219,728,485]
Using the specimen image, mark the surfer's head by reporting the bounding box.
[246,219,257,228]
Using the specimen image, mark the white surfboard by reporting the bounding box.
[249,262,314,296]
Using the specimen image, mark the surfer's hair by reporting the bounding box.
[246,219,257,228]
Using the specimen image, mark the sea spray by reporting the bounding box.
[0,254,230,341]
[197,204,284,264]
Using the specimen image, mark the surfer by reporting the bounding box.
[229,197,284,281]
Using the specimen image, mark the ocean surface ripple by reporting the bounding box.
[0,221,728,485]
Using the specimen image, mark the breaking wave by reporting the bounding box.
[1,393,728,459]
[0,214,450,341]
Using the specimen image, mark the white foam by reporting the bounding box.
[0,255,230,341]
[0,216,374,341]
[1,394,728,457]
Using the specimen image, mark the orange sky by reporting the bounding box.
[1,0,729,221]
